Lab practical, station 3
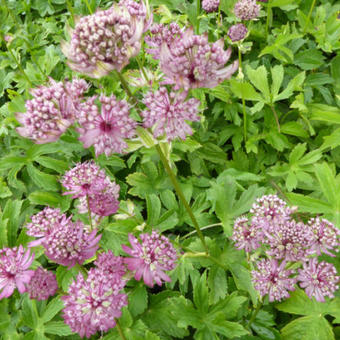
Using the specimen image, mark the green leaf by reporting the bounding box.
[314,163,338,205]
[294,49,325,70]
[193,271,209,313]
[270,65,284,99]
[28,191,71,210]
[309,104,340,124]
[41,297,64,323]
[285,193,333,214]
[146,194,161,226]
[246,65,271,102]
[35,156,69,173]
[208,267,227,304]
[281,315,334,340]
[128,285,148,317]
[2,199,23,246]
[22,297,39,329]
[210,292,247,320]
[209,316,249,339]
[27,164,59,191]
[274,71,305,102]
[229,79,264,102]
[44,321,73,336]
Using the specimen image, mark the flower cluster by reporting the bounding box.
[26,207,101,268]
[228,23,248,42]
[61,0,148,78]
[146,26,238,90]
[202,0,220,13]
[232,195,340,302]
[76,95,137,156]
[0,246,34,299]
[26,267,58,300]
[141,87,200,141]
[62,161,120,218]
[122,230,177,287]
[234,0,260,21]
[16,78,88,144]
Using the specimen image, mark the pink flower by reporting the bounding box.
[26,267,58,300]
[297,258,339,302]
[202,0,220,13]
[158,27,238,90]
[42,220,101,268]
[61,161,107,198]
[62,268,127,338]
[61,0,148,78]
[141,87,200,141]
[234,0,260,20]
[122,231,177,287]
[16,78,88,143]
[228,23,248,42]
[0,246,34,299]
[252,259,296,302]
[77,95,137,156]
[94,251,126,278]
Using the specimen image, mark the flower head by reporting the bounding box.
[62,268,127,338]
[61,0,148,78]
[252,259,296,302]
[94,250,126,278]
[297,258,339,302]
[42,220,101,268]
[158,27,238,90]
[77,95,137,156]
[0,246,34,299]
[202,0,220,13]
[61,161,107,198]
[16,78,88,143]
[231,216,262,252]
[141,87,200,141]
[26,267,58,300]
[234,0,260,20]
[122,231,177,287]
[307,217,340,257]
[228,23,248,42]
[145,23,183,59]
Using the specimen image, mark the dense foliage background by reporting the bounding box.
[0,0,339,339]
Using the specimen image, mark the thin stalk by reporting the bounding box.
[238,48,247,142]
[303,0,317,33]
[136,56,150,84]
[66,0,76,27]
[115,70,138,105]
[265,1,272,40]
[181,223,222,240]
[116,320,127,340]
[247,302,262,331]
[84,0,93,14]
[196,0,200,34]
[155,144,209,254]
[182,251,227,271]
[86,195,93,231]
[270,105,280,132]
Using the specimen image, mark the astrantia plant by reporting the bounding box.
[2,0,340,339]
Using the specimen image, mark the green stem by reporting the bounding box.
[155,144,209,254]
[265,1,272,40]
[238,47,247,142]
[86,195,93,231]
[196,0,200,34]
[66,0,76,27]
[270,105,280,132]
[116,320,127,340]
[84,0,93,14]
[303,0,317,33]
[115,70,138,105]
[136,56,150,84]
[247,302,262,331]
[181,223,222,240]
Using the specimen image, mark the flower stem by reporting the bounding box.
[116,319,127,340]
[303,0,317,33]
[196,0,200,34]
[270,105,280,132]
[181,223,222,240]
[84,0,93,14]
[265,1,272,40]
[247,302,262,331]
[86,195,93,231]
[238,48,247,142]
[155,144,209,254]
[115,70,138,105]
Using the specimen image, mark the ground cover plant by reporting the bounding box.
[0,0,340,339]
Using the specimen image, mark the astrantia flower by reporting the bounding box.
[16,78,88,143]
[159,27,238,90]
[297,258,339,302]
[26,267,58,300]
[61,161,107,198]
[25,207,67,246]
[307,217,340,257]
[94,251,126,278]
[61,0,148,78]
[265,220,313,262]
[122,231,177,287]
[42,220,101,268]
[252,259,296,302]
[77,95,137,156]
[202,0,220,13]
[234,0,260,20]
[231,216,262,252]
[141,87,200,141]
[0,246,34,299]
[228,23,248,42]
[62,268,127,338]
[145,23,183,59]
